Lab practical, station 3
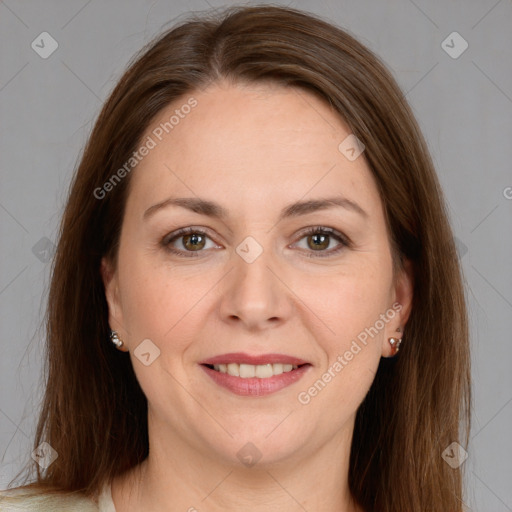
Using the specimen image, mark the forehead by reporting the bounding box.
[127,81,381,220]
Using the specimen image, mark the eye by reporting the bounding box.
[162,226,350,258]
[292,226,350,258]
[162,227,218,257]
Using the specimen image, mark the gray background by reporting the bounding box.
[1,0,511,510]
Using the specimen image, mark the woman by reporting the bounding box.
[0,4,471,511]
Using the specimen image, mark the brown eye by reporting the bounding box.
[163,227,217,257]
[294,227,350,258]
[182,232,206,251]
[307,232,330,251]
[163,226,349,259]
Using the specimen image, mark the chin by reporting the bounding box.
[202,425,310,469]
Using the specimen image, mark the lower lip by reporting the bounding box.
[200,364,311,396]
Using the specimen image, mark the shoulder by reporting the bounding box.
[0,486,100,511]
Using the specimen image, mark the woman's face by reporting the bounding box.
[102,80,413,468]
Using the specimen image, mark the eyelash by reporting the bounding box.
[162,226,351,259]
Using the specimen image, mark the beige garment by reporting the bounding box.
[0,481,116,511]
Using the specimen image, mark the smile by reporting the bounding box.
[207,362,300,378]
[199,353,312,396]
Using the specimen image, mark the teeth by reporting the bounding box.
[227,363,239,376]
[211,363,299,378]
[240,364,255,378]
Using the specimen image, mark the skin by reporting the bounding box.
[102,80,414,512]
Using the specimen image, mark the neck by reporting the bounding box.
[112,415,364,512]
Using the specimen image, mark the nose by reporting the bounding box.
[218,240,293,332]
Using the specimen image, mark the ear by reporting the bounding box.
[382,258,414,358]
[101,256,129,351]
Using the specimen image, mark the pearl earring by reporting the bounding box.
[388,327,403,356]
[110,330,124,349]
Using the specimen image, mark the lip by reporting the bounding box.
[200,364,311,396]
[199,352,309,366]
[199,352,312,397]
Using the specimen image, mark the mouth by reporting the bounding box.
[199,352,312,396]
[202,362,306,378]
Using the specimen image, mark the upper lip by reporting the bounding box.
[200,352,310,366]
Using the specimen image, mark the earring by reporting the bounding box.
[110,330,124,349]
[388,327,403,356]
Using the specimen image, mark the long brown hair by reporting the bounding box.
[7,4,471,510]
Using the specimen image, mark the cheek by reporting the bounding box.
[305,265,392,346]
[296,281,386,425]
[117,249,216,355]
[116,248,178,338]
[294,265,392,421]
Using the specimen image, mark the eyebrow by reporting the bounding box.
[143,195,368,222]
